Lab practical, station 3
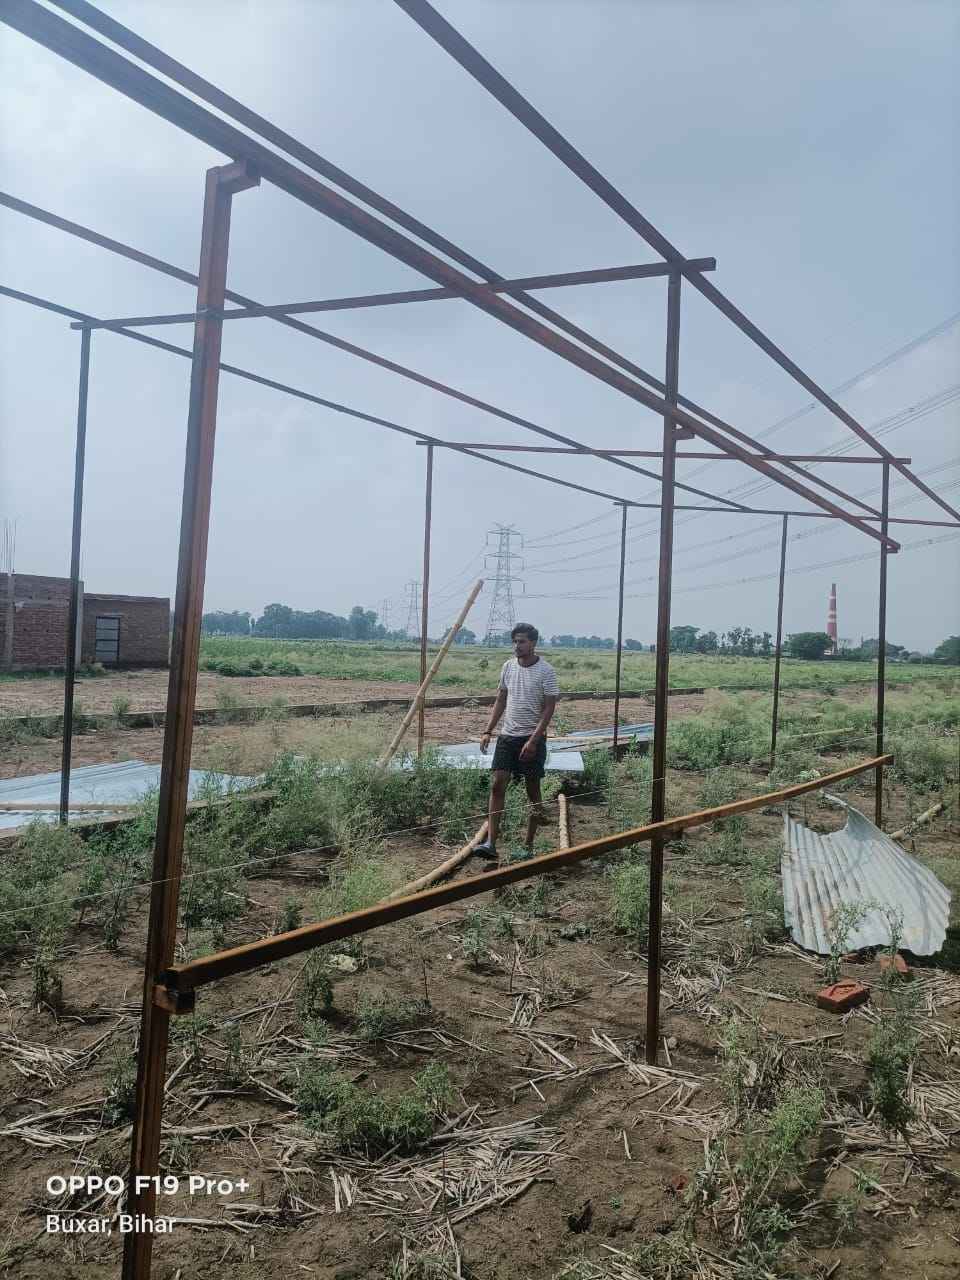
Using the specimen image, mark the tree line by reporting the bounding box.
[201,606,960,663]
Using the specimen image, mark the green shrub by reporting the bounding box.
[581,747,612,797]
[461,907,490,967]
[295,1061,453,1154]
[0,822,81,957]
[111,695,131,723]
[265,659,302,677]
[354,990,431,1040]
[606,753,652,833]
[610,862,651,946]
[867,983,920,1133]
[889,731,955,791]
[177,811,248,939]
[257,754,335,854]
[295,953,334,1023]
[668,695,766,770]
[824,901,870,985]
[744,875,786,948]
[102,1046,137,1127]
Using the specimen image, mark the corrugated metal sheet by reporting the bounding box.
[404,743,585,773]
[781,795,951,956]
[0,760,255,831]
[568,722,654,742]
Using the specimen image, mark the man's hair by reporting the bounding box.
[511,622,539,644]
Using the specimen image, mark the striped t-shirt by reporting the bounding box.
[498,657,559,736]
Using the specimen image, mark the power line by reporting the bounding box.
[524,529,960,602]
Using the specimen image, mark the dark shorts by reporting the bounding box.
[491,734,547,782]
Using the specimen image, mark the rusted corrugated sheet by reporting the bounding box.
[781,796,951,956]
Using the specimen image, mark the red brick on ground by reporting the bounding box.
[816,979,871,1013]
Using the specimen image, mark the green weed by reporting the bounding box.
[102,1046,137,1127]
[295,1061,453,1155]
[295,953,334,1023]
[610,861,651,947]
[354,990,431,1040]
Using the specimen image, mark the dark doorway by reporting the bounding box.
[94,614,120,664]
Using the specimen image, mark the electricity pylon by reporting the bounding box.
[483,524,524,644]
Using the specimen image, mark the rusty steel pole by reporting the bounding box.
[875,461,890,827]
[645,269,681,1066]
[59,326,91,824]
[122,161,259,1280]
[769,514,789,769]
[612,501,628,751]
[417,442,434,755]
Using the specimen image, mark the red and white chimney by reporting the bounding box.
[827,582,838,653]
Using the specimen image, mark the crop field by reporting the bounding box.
[0,663,959,1279]
[196,639,956,694]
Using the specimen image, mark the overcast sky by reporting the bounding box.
[1,0,958,650]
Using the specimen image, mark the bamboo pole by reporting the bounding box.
[558,793,572,849]
[890,801,945,842]
[376,579,483,768]
[388,822,488,898]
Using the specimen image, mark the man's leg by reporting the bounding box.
[476,769,510,860]
[523,774,547,850]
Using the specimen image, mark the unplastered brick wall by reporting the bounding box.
[81,594,170,667]
[0,573,73,670]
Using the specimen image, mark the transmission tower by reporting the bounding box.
[403,580,422,640]
[378,597,392,633]
[483,525,525,644]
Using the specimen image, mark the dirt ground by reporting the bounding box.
[1,672,958,1279]
[0,669,435,717]
[1,764,958,1279]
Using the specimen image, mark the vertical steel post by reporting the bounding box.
[417,443,434,756]
[123,161,259,1280]
[59,327,91,824]
[769,514,789,770]
[645,269,681,1065]
[875,461,890,827]
[612,501,628,751]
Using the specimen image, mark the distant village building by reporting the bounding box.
[0,572,170,671]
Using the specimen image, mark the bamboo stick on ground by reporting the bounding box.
[388,823,489,899]
[558,793,572,850]
[376,580,483,770]
[890,801,945,842]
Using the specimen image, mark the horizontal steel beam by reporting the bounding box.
[416,442,913,464]
[4,285,952,531]
[162,754,893,993]
[0,0,899,545]
[393,0,960,528]
[69,257,718,331]
[0,194,745,514]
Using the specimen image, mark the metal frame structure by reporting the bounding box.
[1,5,958,1278]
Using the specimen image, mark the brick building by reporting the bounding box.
[0,573,169,671]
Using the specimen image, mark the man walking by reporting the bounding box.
[474,623,559,863]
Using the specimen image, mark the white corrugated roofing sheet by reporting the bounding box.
[0,760,255,831]
[781,795,951,956]
[414,743,585,773]
[568,722,654,742]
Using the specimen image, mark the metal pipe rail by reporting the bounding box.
[162,753,892,996]
[69,258,719,330]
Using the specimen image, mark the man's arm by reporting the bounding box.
[480,688,507,753]
[518,695,557,760]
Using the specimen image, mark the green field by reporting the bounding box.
[199,636,958,694]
